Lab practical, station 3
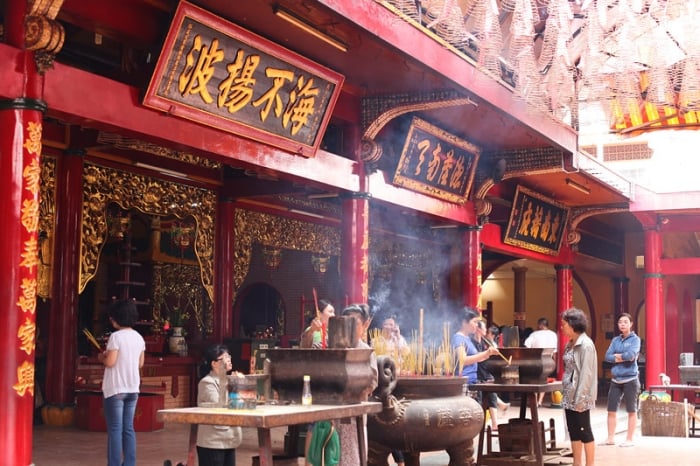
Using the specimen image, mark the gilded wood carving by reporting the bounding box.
[80,162,216,300]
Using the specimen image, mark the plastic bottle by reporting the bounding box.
[302,375,312,406]
[229,390,241,409]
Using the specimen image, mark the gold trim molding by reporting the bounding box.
[80,162,216,300]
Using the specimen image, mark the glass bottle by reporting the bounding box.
[302,375,312,406]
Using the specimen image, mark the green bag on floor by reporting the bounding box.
[307,421,340,466]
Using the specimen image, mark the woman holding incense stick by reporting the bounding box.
[299,299,335,466]
[452,307,498,387]
[472,319,510,430]
[98,299,145,466]
[300,299,335,349]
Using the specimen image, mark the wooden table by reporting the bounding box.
[469,381,563,466]
[158,402,382,466]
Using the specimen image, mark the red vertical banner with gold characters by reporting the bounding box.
[0,105,42,464]
[341,193,370,304]
[461,226,482,309]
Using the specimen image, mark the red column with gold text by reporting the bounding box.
[341,193,370,305]
[1,0,48,462]
[555,264,573,379]
[461,226,482,309]
[0,96,46,465]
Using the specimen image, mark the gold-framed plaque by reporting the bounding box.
[392,117,479,203]
[504,185,569,255]
[143,1,344,158]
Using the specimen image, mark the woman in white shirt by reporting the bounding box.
[99,299,145,466]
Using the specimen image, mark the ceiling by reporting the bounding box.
[13,0,700,263]
[40,1,628,202]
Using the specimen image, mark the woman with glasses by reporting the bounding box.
[196,344,242,466]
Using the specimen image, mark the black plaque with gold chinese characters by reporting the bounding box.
[504,185,569,255]
[393,117,479,203]
[143,1,344,158]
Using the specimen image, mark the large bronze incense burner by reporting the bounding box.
[483,347,556,384]
[368,356,483,466]
[266,348,375,404]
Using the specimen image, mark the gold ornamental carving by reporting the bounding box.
[80,162,216,301]
[26,0,66,73]
[233,209,340,294]
[38,155,56,299]
[152,263,212,334]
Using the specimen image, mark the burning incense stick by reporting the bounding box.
[311,288,326,348]
[312,288,320,318]
[485,337,512,365]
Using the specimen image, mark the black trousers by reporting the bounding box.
[196,446,236,466]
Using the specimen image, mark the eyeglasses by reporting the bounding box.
[216,355,231,362]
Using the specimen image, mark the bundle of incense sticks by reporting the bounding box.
[82,328,102,351]
[311,288,326,348]
[369,320,460,376]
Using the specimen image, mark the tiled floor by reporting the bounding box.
[32,401,700,465]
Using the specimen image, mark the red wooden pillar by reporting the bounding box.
[1,1,47,462]
[341,192,370,305]
[0,98,46,465]
[644,228,664,390]
[612,277,629,321]
[214,196,236,340]
[461,226,482,309]
[512,265,527,329]
[44,149,84,408]
[555,264,573,380]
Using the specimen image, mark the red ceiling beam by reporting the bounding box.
[658,215,700,233]
[0,43,360,193]
[481,223,575,264]
[60,0,168,46]
[661,257,700,276]
[367,171,476,224]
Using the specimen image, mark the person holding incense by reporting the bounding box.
[300,299,335,349]
[471,319,510,431]
[451,307,499,393]
[299,298,335,466]
[98,299,145,466]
